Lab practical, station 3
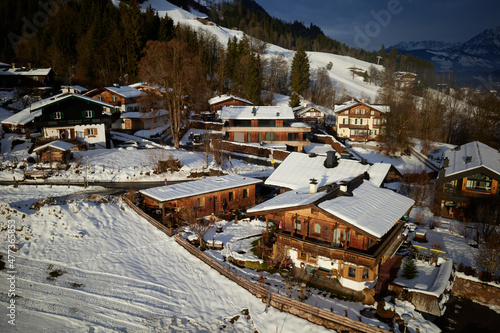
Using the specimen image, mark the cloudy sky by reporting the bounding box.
[252,0,500,50]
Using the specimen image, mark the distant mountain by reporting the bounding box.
[388,26,500,76]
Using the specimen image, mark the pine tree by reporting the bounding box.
[289,92,300,108]
[402,255,418,279]
[290,46,310,96]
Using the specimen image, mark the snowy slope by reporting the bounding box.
[141,0,382,101]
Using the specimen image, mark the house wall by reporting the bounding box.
[75,124,107,148]
[88,90,138,112]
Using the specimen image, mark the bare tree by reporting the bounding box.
[476,228,500,275]
[182,208,215,250]
[263,54,289,105]
[311,66,336,109]
[138,40,209,148]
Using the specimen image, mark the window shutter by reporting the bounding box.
[84,129,88,136]
[82,111,86,118]
[92,110,95,118]
[94,128,98,135]
[61,112,64,119]
[50,113,54,120]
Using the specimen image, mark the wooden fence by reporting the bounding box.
[122,196,175,237]
[175,235,388,333]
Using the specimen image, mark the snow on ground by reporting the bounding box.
[0,132,273,182]
[0,187,334,333]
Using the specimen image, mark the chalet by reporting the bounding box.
[0,65,56,88]
[61,85,88,95]
[265,151,402,193]
[84,84,142,113]
[293,103,335,127]
[393,71,417,88]
[334,99,389,142]
[33,93,115,149]
[208,94,253,113]
[247,176,414,291]
[219,105,311,152]
[113,109,168,130]
[436,141,500,222]
[1,106,41,134]
[33,140,74,163]
[139,175,262,225]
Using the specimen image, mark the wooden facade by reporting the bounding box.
[209,95,253,113]
[335,100,388,142]
[84,87,140,113]
[141,180,260,225]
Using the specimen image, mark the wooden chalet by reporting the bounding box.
[84,84,142,113]
[208,94,253,113]
[0,65,56,88]
[139,175,262,225]
[293,103,335,128]
[248,176,414,291]
[219,105,311,152]
[33,140,74,163]
[436,141,500,222]
[334,98,389,142]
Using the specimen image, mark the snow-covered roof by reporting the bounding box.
[440,141,500,179]
[33,140,74,152]
[247,186,327,214]
[61,85,88,92]
[208,94,253,106]
[220,106,294,120]
[0,67,53,76]
[318,181,414,238]
[334,99,390,114]
[367,163,393,187]
[105,85,142,98]
[1,108,41,125]
[294,104,335,117]
[265,152,372,190]
[121,109,168,119]
[139,175,262,202]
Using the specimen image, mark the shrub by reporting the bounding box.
[478,271,493,282]
[156,155,183,173]
[402,256,418,279]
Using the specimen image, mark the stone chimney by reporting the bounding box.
[309,178,318,194]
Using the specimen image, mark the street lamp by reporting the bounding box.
[401,313,412,333]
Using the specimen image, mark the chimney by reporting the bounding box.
[252,106,257,116]
[361,98,365,103]
[309,178,318,194]
[339,181,348,192]
[11,63,15,69]
[466,156,472,163]
[443,157,449,168]
[324,151,338,168]
[113,82,120,87]
[28,63,31,69]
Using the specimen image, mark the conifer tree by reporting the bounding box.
[402,255,418,279]
[290,46,310,98]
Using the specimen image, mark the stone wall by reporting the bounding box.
[451,276,500,306]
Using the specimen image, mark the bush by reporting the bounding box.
[457,263,478,277]
[155,155,183,173]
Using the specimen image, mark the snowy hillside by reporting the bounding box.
[140,0,383,101]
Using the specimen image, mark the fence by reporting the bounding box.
[122,195,175,237]
[175,235,388,333]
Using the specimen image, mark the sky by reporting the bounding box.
[252,0,500,51]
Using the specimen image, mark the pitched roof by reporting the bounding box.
[440,141,500,179]
[248,180,414,238]
[105,85,142,98]
[220,106,295,120]
[33,140,74,152]
[0,67,54,76]
[265,152,392,190]
[334,99,390,114]
[208,94,253,106]
[1,108,41,125]
[139,175,262,202]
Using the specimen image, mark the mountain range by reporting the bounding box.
[388,26,500,85]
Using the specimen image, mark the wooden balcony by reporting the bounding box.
[224,126,311,133]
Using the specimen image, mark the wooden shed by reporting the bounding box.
[139,175,262,225]
[33,140,74,163]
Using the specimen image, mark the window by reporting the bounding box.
[288,133,299,141]
[348,267,356,278]
[362,268,369,279]
[33,76,39,81]
[228,191,234,202]
[298,252,307,260]
[355,119,358,125]
[247,133,251,142]
[258,133,263,142]
[98,96,103,101]
[343,118,347,124]
[265,132,275,141]
[243,188,249,199]
[86,128,98,136]
[355,108,360,114]
[112,96,117,102]
[309,254,317,263]
[344,110,348,114]
[361,109,365,115]
[197,197,205,207]
[370,110,375,115]
[85,110,93,118]
[314,223,321,233]
[294,219,302,230]
[359,119,363,125]
[54,112,62,120]
[466,174,493,192]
